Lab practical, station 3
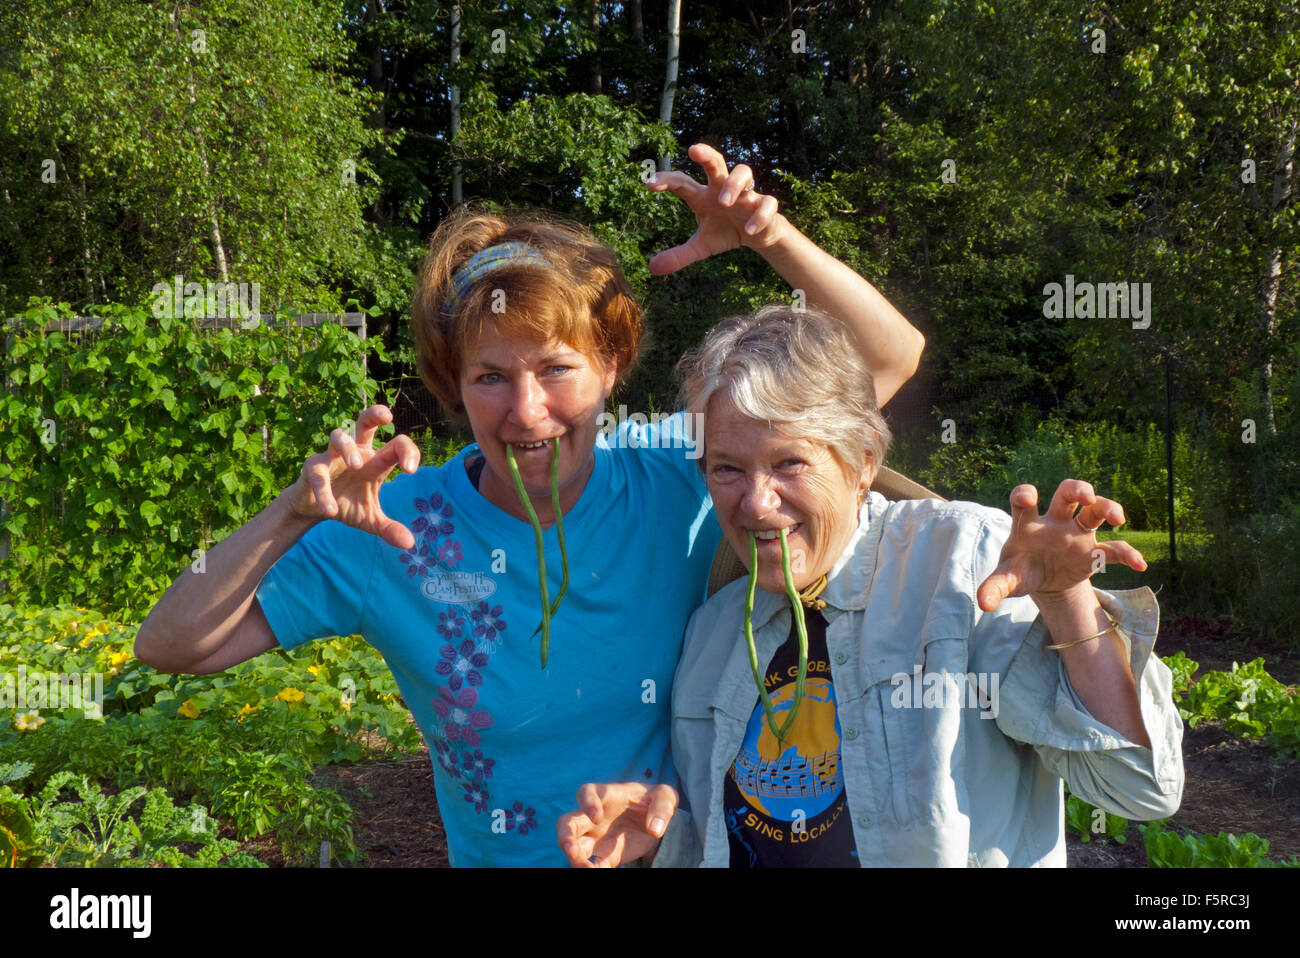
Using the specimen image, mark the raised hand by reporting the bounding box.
[557,782,679,868]
[287,404,421,550]
[644,142,786,275]
[976,480,1148,613]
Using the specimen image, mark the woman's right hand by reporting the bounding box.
[557,782,678,868]
[286,404,421,550]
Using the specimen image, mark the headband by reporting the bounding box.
[441,241,554,318]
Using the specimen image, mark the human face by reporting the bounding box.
[460,320,616,523]
[704,394,876,594]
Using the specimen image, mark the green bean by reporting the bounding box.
[778,527,810,737]
[547,436,570,620]
[505,439,571,669]
[742,530,809,744]
[505,442,552,668]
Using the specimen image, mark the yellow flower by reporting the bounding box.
[108,650,130,668]
[306,665,322,678]
[236,703,258,723]
[178,699,200,718]
[340,698,353,712]
[276,687,305,703]
[15,710,45,731]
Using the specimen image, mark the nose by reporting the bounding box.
[507,373,547,429]
[739,472,781,520]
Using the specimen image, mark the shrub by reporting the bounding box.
[0,301,390,622]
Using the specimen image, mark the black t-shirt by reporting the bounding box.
[724,606,859,867]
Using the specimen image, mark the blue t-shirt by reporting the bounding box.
[256,411,722,866]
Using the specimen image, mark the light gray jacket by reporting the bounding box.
[653,493,1184,867]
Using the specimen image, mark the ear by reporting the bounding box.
[860,441,880,494]
[599,354,618,398]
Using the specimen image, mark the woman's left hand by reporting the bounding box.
[644,142,787,275]
[976,480,1148,613]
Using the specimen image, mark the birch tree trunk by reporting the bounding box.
[657,0,681,172]
[450,5,463,206]
[1259,113,1295,440]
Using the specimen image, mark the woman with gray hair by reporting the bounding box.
[559,305,1184,867]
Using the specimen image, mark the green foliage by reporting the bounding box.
[1160,652,1300,759]
[1162,651,1200,698]
[1181,658,1290,737]
[890,418,1212,531]
[1140,821,1300,868]
[0,759,261,868]
[0,0,415,313]
[0,303,392,622]
[1174,499,1300,649]
[1,603,423,865]
[1065,793,1129,845]
[964,420,1211,530]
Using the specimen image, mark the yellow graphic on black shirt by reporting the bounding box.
[731,676,843,821]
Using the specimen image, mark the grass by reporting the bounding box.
[1093,529,1207,592]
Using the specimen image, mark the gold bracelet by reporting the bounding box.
[1045,611,1118,651]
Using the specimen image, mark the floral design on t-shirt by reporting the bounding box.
[470,601,507,653]
[504,801,538,835]
[437,609,466,640]
[396,482,535,837]
[433,685,493,746]
[437,538,464,566]
[437,638,487,690]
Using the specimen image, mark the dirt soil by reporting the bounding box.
[245,615,1299,868]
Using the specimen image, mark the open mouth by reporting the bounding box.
[510,438,557,452]
[752,523,801,541]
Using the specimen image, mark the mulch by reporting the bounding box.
[244,614,1298,868]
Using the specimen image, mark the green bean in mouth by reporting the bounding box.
[743,528,809,743]
[504,438,570,668]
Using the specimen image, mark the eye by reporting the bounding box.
[547,365,572,376]
[478,372,503,385]
[778,458,804,469]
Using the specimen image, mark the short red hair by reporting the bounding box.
[411,205,644,421]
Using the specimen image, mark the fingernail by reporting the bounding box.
[650,817,666,837]
[719,190,731,203]
[745,221,759,234]
[350,454,362,468]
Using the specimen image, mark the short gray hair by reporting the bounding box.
[675,305,891,479]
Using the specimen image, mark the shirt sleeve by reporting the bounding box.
[967,517,1185,821]
[254,516,380,652]
[651,806,702,868]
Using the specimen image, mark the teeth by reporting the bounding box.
[514,440,550,449]
[754,524,799,541]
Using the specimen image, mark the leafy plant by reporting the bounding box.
[0,304,393,623]
[2,601,423,865]
[1065,793,1129,845]
[1140,822,1300,868]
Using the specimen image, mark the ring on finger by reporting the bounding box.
[1074,512,1101,533]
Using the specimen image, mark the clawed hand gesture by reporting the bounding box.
[645,142,787,275]
[287,404,422,550]
[976,480,1148,613]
